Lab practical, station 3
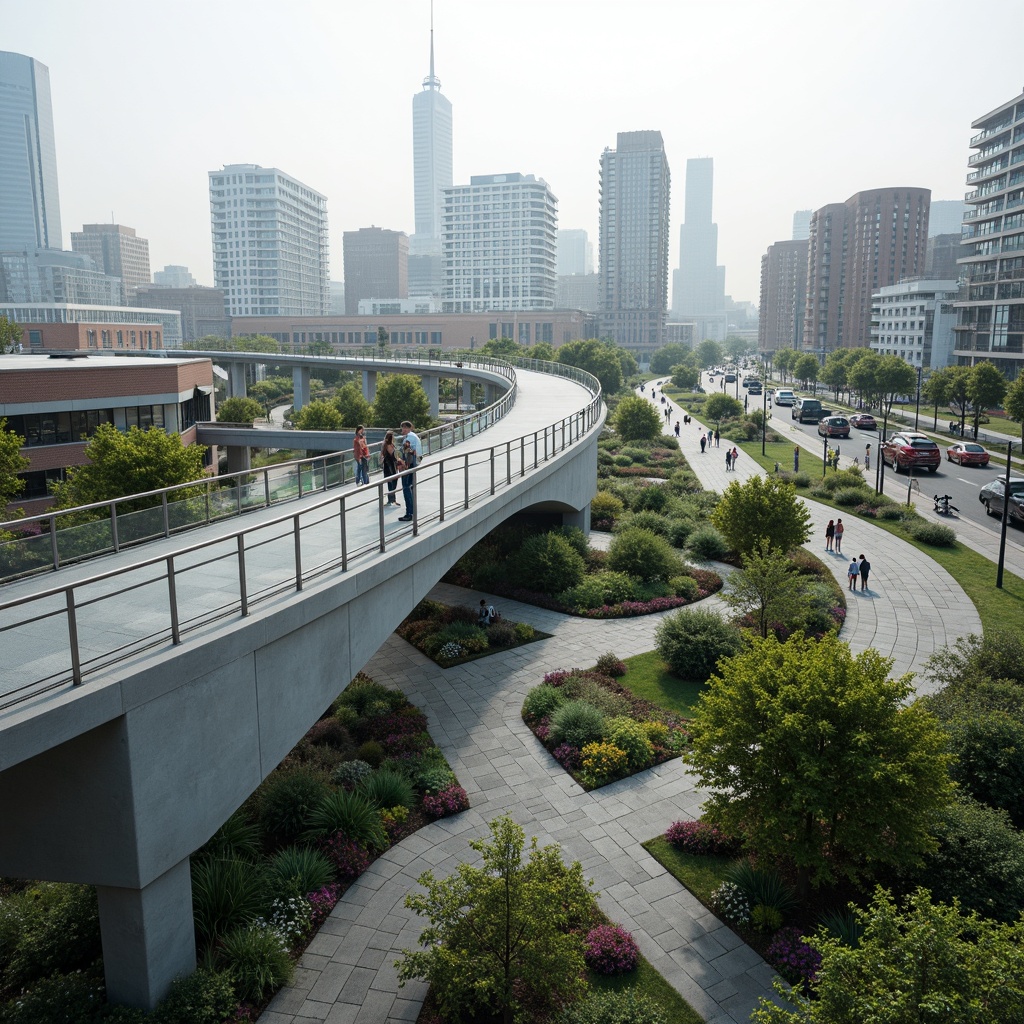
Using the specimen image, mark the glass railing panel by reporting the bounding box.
[271,467,300,501]
[115,505,168,546]
[240,481,267,511]
[55,516,116,564]
[166,494,212,532]
[0,532,55,579]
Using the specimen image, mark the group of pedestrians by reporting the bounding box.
[354,420,421,522]
[848,555,871,592]
[724,446,740,471]
[827,517,873,592]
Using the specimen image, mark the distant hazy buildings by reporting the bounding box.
[71,224,151,304]
[803,187,930,353]
[134,285,230,344]
[442,173,557,315]
[409,22,452,301]
[556,229,593,276]
[0,301,184,348]
[328,281,345,315]
[870,280,958,369]
[209,164,329,317]
[0,51,62,251]
[927,234,965,281]
[598,131,671,355]
[759,239,808,352]
[0,249,119,305]
[929,199,969,237]
[557,274,600,312]
[342,227,408,315]
[153,265,197,289]
[954,88,1024,376]
[792,210,812,241]
[672,157,726,342]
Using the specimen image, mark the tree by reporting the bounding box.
[231,334,281,354]
[793,353,820,390]
[376,326,389,353]
[686,633,953,888]
[616,347,639,380]
[396,815,592,1024]
[216,396,264,425]
[555,339,622,395]
[923,367,953,431]
[528,341,553,361]
[371,374,432,429]
[333,382,374,428]
[694,339,724,370]
[1004,373,1024,449]
[752,887,1024,1024]
[968,362,1008,439]
[703,392,743,426]
[0,315,22,354]
[944,365,973,437]
[0,418,30,507]
[670,362,701,390]
[51,424,207,511]
[773,348,796,383]
[481,337,522,359]
[710,475,812,556]
[306,339,334,357]
[650,343,691,375]
[721,541,811,639]
[613,395,662,441]
[292,400,343,431]
[821,350,852,401]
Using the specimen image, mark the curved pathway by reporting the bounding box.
[263,386,981,1024]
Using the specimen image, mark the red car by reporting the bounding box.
[946,442,990,466]
[849,414,877,430]
[881,432,941,473]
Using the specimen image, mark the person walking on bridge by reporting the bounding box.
[397,421,421,522]
[353,425,370,486]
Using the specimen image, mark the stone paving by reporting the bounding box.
[263,384,986,1024]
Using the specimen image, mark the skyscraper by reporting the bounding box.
[556,229,593,276]
[209,164,329,317]
[343,227,409,314]
[71,224,151,304]
[598,131,671,356]
[759,240,808,353]
[672,157,726,342]
[409,13,452,300]
[0,51,62,251]
[792,210,812,241]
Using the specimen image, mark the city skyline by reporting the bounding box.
[3,0,1022,305]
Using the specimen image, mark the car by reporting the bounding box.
[947,442,990,466]
[849,414,877,430]
[880,431,941,474]
[742,377,760,388]
[793,398,823,423]
[817,416,851,438]
[747,384,763,395]
[774,389,796,406]
[979,478,1024,524]
[724,373,736,383]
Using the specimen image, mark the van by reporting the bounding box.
[774,389,796,406]
[793,398,822,423]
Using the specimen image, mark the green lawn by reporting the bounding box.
[642,837,734,908]
[739,440,1024,636]
[618,650,707,718]
[591,956,704,1023]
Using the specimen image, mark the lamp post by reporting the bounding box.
[997,441,1015,589]
[914,365,923,431]
[761,382,768,456]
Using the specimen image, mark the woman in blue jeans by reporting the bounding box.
[353,425,370,486]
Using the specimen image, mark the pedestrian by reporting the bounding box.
[478,599,496,625]
[674,421,680,437]
[731,446,739,470]
[725,448,732,471]
[397,420,421,522]
[714,428,720,448]
[847,557,859,591]
[834,517,844,554]
[381,429,399,505]
[353,425,370,486]
[859,554,871,592]
[700,434,707,453]
[825,519,835,552]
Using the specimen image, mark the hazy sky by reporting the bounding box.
[4,0,1023,303]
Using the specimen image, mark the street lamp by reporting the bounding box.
[914,365,923,431]
[761,383,768,456]
[822,435,828,478]
[997,441,1015,589]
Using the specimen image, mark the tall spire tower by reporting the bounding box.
[409,1,452,300]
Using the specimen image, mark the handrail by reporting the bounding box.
[0,353,520,581]
[0,359,602,709]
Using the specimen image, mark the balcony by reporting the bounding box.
[971,117,1016,147]
[969,143,1009,167]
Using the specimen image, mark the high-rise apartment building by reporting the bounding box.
[0,51,62,251]
[792,210,812,241]
[442,173,557,315]
[929,200,969,237]
[598,131,671,355]
[556,229,593,276]
[672,157,726,342]
[342,227,409,314]
[209,164,329,317]
[954,88,1024,377]
[870,280,958,369]
[803,187,930,354]
[71,224,151,304]
[759,240,808,353]
[409,20,453,300]
[153,265,197,288]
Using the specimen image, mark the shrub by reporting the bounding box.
[630,483,669,512]
[266,846,334,897]
[513,621,536,642]
[667,517,696,548]
[751,904,784,932]
[583,923,640,974]
[580,741,628,783]
[834,486,868,506]
[607,528,680,583]
[423,622,489,657]
[485,620,517,647]
[604,716,655,770]
[710,881,751,926]
[422,784,470,819]
[793,472,812,487]
[218,924,293,1003]
[558,673,632,717]
[0,971,106,1024]
[257,768,330,846]
[149,967,237,1024]
[655,607,743,680]
[304,717,351,751]
[642,720,670,747]
[557,988,667,1024]
[946,711,1024,824]
[552,743,582,770]
[591,490,625,523]
[556,525,590,559]
[619,446,650,464]
[415,762,457,795]
[515,532,586,593]
[333,676,404,716]
[686,524,729,561]
[908,521,957,546]
[522,684,565,724]
[318,833,372,880]
[616,511,672,537]
[306,885,342,929]
[763,926,821,986]
[724,861,800,918]
[359,767,416,810]
[595,651,628,677]
[355,740,385,767]
[664,819,740,856]
[303,791,388,850]
[671,575,700,600]
[332,704,360,730]
[878,504,909,520]
[254,894,313,949]
[201,811,261,862]
[191,856,267,946]
[549,699,607,748]
[331,759,374,789]
[613,454,633,466]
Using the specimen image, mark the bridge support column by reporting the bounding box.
[463,379,473,408]
[423,375,439,417]
[292,367,311,412]
[563,505,591,535]
[96,860,196,1010]
[362,370,377,403]
[485,383,498,406]
[225,444,251,474]
[228,363,247,398]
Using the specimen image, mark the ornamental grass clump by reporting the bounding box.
[303,790,387,851]
[582,923,640,975]
[218,923,294,1003]
[549,700,607,749]
[266,846,334,898]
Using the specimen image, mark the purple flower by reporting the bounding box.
[765,927,821,986]
[306,884,342,928]
[664,819,740,856]
[552,743,582,770]
[583,923,640,974]
[422,784,469,819]
[319,834,370,879]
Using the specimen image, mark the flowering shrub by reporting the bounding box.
[437,641,463,660]
[253,894,312,949]
[552,743,582,770]
[306,885,342,929]
[595,652,628,677]
[359,708,428,742]
[580,741,628,783]
[380,805,410,841]
[642,720,670,746]
[711,881,751,926]
[319,833,371,879]
[583,923,640,975]
[534,722,551,742]
[764,926,821,986]
[422,784,469,819]
[604,717,655,770]
[665,819,740,857]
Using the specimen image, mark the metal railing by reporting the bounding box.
[0,360,602,709]
[0,354,519,582]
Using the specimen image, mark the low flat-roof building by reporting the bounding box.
[17,321,163,352]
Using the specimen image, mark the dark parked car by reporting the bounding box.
[946,442,990,467]
[724,373,736,383]
[979,478,1024,524]
[881,432,941,473]
[849,414,877,430]
[817,416,851,438]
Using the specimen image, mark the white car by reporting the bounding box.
[774,389,796,406]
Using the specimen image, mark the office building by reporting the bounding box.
[342,227,408,315]
[557,229,593,276]
[409,17,453,301]
[442,173,557,315]
[954,88,1024,376]
[0,52,62,251]
[792,210,812,241]
[153,265,197,288]
[556,274,600,312]
[71,224,151,304]
[672,157,726,342]
[759,240,808,353]
[598,131,671,356]
[328,281,345,315]
[803,187,930,354]
[0,249,119,305]
[870,280,958,369]
[134,285,230,344]
[209,164,329,318]
[0,301,183,348]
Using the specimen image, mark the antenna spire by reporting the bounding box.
[422,0,440,90]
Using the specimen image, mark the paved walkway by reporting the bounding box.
[263,384,986,1024]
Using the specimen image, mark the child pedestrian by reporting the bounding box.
[848,558,859,591]
[834,518,844,554]
[825,519,835,552]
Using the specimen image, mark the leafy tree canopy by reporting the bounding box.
[371,374,432,429]
[703,392,743,426]
[555,339,623,395]
[710,475,812,556]
[721,540,811,639]
[0,418,30,508]
[292,400,343,431]
[528,341,554,361]
[694,339,724,370]
[0,315,21,354]
[613,395,663,442]
[480,337,522,358]
[333,382,374,428]
[967,361,1008,434]
[724,334,753,361]
[650,343,692,375]
[1003,373,1024,447]
[670,362,701,390]
[216,396,264,425]
[794,353,820,387]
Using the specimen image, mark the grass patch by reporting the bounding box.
[618,649,707,718]
[590,956,704,1024]
[739,440,1024,635]
[642,836,733,907]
